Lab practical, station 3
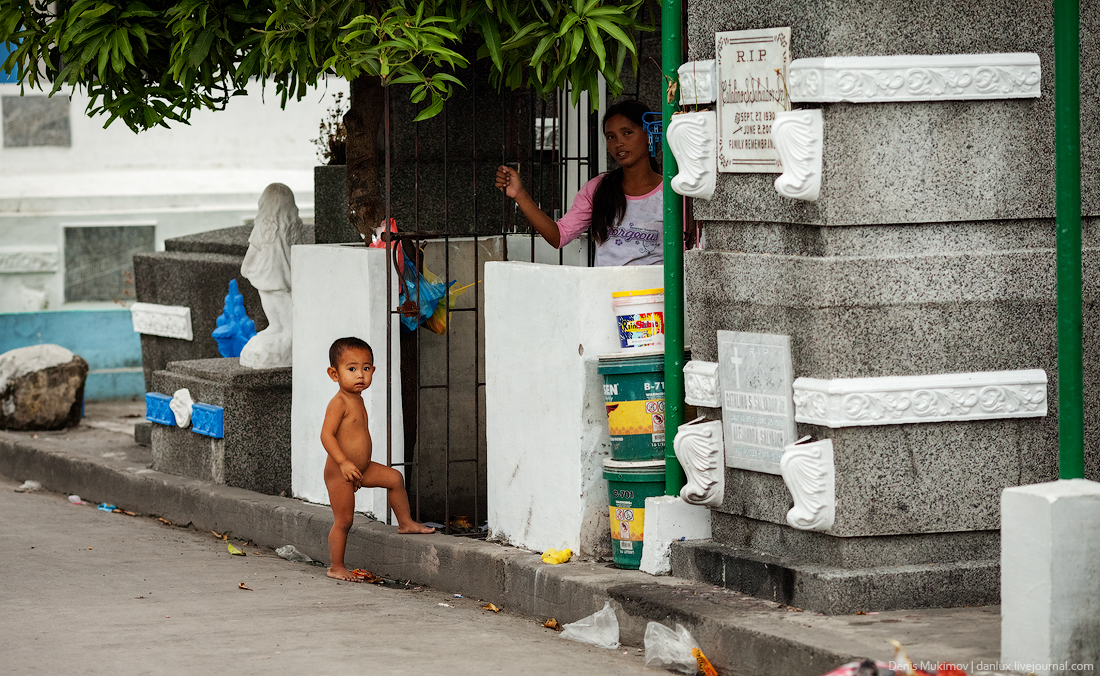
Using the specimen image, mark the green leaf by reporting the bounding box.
[389,73,424,85]
[477,13,502,72]
[79,3,115,20]
[189,29,215,68]
[557,12,580,37]
[530,33,555,65]
[115,28,134,65]
[96,39,110,79]
[591,16,635,54]
[585,20,605,70]
[413,94,444,121]
[568,25,582,62]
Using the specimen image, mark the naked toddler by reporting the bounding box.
[321,336,434,582]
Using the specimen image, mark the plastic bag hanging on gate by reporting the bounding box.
[423,281,478,336]
[370,218,450,332]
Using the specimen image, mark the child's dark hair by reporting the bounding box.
[590,100,660,245]
[329,336,373,367]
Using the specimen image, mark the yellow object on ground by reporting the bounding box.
[227,543,246,556]
[541,548,572,565]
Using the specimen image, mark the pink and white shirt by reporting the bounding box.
[556,175,664,267]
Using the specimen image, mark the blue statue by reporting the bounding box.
[212,279,257,358]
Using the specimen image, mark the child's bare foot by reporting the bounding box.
[327,565,361,582]
[398,522,436,534]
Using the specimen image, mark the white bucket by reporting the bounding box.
[612,288,665,349]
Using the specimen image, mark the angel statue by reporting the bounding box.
[239,183,309,369]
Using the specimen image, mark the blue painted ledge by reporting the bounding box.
[0,308,144,401]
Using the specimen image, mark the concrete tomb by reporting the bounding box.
[151,358,291,496]
[671,0,1097,613]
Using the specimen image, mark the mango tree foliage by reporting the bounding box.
[0,0,649,131]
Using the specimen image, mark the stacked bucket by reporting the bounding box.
[599,288,666,569]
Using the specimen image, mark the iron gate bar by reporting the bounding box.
[413,84,421,522]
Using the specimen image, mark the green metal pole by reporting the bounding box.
[662,0,686,495]
[1054,0,1085,480]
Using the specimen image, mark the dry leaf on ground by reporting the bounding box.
[482,603,501,613]
[156,518,172,526]
[238,582,252,591]
[543,619,562,631]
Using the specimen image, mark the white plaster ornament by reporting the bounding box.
[677,59,717,106]
[666,111,717,200]
[771,109,823,201]
[788,53,1041,103]
[130,302,194,340]
[792,369,1047,428]
[169,388,194,428]
[239,183,309,369]
[673,416,725,508]
[780,436,835,531]
[0,246,60,273]
[683,360,721,408]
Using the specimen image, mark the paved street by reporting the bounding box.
[0,474,650,675]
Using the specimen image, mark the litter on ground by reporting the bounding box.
[350,569,384,583]
[15,480,41,493]
[540,548,572,565]
[560,601,620,649]
[227,543,246,556]
[275,544,313,563]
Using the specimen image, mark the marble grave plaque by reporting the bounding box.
[64,225,155,302]
[717,331,795,475]
[715,27,791,173]
[2,95,71,147]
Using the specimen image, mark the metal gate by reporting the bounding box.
[376,67,603,536]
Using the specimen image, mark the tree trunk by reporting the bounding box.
[344,75,386,236]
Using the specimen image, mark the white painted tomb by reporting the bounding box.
[291,244,404,520]
[1001,479,1100,675]
[485,261,663,556]
[640,495,712,576]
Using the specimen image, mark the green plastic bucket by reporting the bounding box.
[603,459,665,569]
[598,350,665,461]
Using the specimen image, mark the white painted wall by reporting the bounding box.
[1001,479,1100,675]
[0,78,349,312]
[485,261,663,555]
[291,244,403,521]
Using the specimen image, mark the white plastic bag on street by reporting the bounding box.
[560,601,620,649]
[275,544,314,563]
[644,621,701,674]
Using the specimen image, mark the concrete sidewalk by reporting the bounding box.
[0,402,1009,676]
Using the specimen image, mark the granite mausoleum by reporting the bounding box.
[672,0,1100,612]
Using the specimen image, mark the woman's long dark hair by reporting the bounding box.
[590,100,660,245]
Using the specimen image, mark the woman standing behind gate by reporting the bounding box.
[495,100,663,267]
